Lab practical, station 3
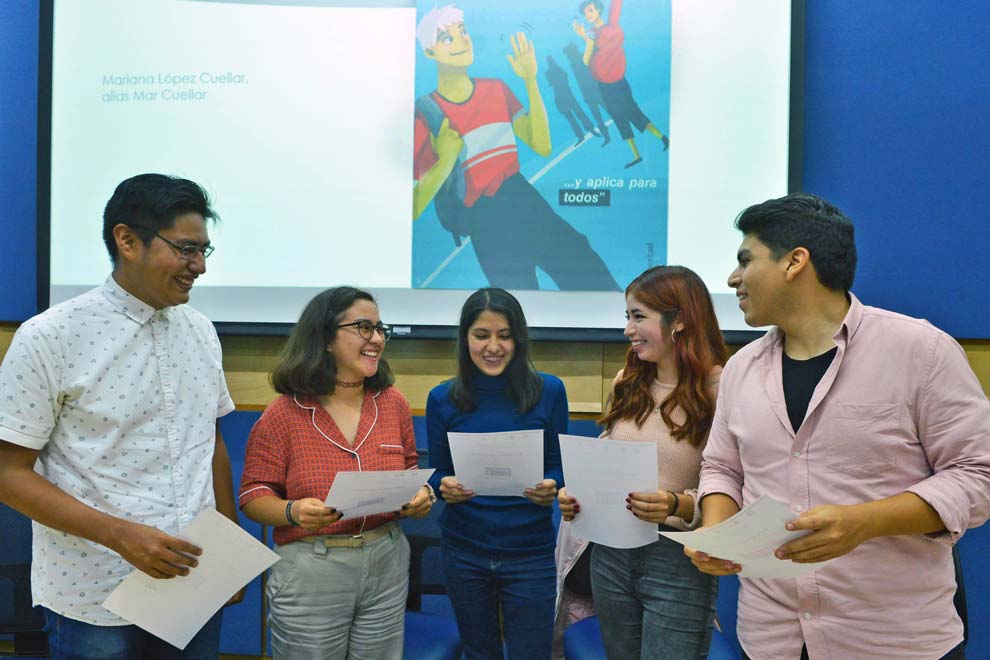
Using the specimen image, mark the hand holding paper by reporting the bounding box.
[291,498,341,531]
[558,434,659,549]
[774,503,872,563]
[557,486,579,521]
[524,479,558,506]
[661,496,834,579]
[325,469,435,520]
[439,475,476,504]
[399,484,434,519]
[447,430,544,497]
[109,521,203,579]
[627,490,678,524]
[103,509,279,650]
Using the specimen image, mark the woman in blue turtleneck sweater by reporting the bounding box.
[427,288,567,660]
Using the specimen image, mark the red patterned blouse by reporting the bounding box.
[238,387,419,545]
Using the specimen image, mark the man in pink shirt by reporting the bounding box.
[688,193,990,659]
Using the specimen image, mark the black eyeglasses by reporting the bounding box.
[155,233,215,260]
[339,320,392,341]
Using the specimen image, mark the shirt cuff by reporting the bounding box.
[905,482,963,545]
[682,488,704,530]
[695,480,743,518]
[0,424,49,451]
[238,484,280,509]
[217,398,236,418]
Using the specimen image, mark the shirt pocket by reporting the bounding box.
[823,402,903,479]
[379,444,407,471]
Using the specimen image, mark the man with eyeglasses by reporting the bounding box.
[0,173,241,659]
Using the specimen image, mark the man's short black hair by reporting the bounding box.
[102,173,217,263]
[735,192,857,292]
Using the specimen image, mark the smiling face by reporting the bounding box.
[116,212,210,310]
[329,299,385,382]
[467,310,516,376]
[425,22,473,67]
[624,292,681,367]
[728,234,790,328]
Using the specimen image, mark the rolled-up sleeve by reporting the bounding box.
[0,321,62,450]
[238,410,288,507]
[698,368,745,510]
[907,332,990,542]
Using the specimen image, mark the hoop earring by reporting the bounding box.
[671,328,680,343]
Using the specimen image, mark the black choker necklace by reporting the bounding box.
[335,378,364,389]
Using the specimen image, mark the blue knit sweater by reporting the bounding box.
[426,370,568,553]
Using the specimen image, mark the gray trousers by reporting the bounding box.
[267,523,410,660]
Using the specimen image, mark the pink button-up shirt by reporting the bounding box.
[699,294,990,660]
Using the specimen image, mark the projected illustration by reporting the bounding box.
[412,0,672,292]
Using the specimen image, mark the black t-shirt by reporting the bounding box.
[782,346,838,432]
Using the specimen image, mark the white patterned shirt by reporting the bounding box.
[0,276,234,624]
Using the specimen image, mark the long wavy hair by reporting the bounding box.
[599,266,726,445]
[449,288,543,413]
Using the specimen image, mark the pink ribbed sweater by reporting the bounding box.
[602,367,721,530]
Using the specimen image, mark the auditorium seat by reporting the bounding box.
[0,503,46,658]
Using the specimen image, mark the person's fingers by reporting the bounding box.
[776,532,830,559]
[785,512,822,532]
[156,556,190,577]
[167,536,203,558]
[518,32,529,56]
[162,547,198,569]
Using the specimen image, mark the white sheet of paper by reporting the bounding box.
[447,429,544,496]
[325,469,435,519]
[103,509,279,649]
[658,495,831,578]
[559,434,660,549]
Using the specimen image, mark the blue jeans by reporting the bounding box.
[44,608,222,660]
[441,536,556,660]
[591,535,717,660]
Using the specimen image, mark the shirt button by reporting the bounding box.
[793,451,802,458]
[795,505,805,512]
[804,612,813,620]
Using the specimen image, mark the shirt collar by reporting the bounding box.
[835,292,864,344]
[756,292,863,358]
[102,275,159,325]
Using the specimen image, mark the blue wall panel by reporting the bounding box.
[217,411,265,656]
[802,1,990,337]
[0,0,38,321]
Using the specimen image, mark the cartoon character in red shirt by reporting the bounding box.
[573,0,669,168]
[413,3,619,291]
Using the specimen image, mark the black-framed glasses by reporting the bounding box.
[155,233,215,260]
[339,320,392,342]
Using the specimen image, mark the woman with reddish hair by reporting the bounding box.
[557,265,726,659]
